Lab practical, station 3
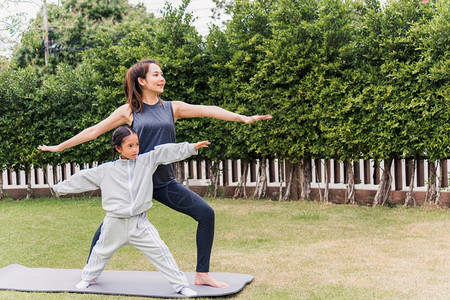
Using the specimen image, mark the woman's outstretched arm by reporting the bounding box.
[172,101,272,123]
[38,104,132,152]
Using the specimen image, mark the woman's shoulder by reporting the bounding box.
[160,99,176,106]
[117,103,133,113]
[170,100,185,112]
[170,100,182,106]
[114,103,133,123]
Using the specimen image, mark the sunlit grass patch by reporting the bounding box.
[1,197,449,299]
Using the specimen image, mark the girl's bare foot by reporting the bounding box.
[195,272,229,288]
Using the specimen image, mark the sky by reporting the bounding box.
[0,0,229,57]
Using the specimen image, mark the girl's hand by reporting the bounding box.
[194,141,211,150]
[244,115,272,124]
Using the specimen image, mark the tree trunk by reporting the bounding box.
[314,160,327,202]
[0,169,4,200]
[316,176,323,202]
[404,158,416,207]
[426,161,437,204]
[233,159,249,199]
[25,166,33,199]
[436,160,443,205]
[253,157,267,199]
[278,160,285,201]
[53,164,59,186]
[43,165,56,197]
[324,160,329,202]
[175,161,185,185]
[299,158,312,200]
[282,162,294,201]
[207,160,221,198]
[345,161,356,204]
[373,158,393,207]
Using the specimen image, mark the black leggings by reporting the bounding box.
[88,180,215,272]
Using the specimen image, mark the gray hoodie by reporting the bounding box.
[53,142,197,217]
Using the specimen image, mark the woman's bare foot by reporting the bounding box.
[195,272,229,288]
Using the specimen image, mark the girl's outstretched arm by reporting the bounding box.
[38,104,132,152]
[172,101,272,123]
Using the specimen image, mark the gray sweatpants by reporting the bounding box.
[82,212,189,292]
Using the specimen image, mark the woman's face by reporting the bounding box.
[140,63,165,95]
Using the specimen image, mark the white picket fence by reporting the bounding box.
[2,159,449,192]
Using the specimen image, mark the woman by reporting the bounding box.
[39,58,272,288]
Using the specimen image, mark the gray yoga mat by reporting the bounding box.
[0,264,253,298]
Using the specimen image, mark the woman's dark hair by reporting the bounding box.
[112,126,137,159]
[124,58,161,114]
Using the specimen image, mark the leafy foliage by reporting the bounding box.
[12,0,154,72]
[0,0,448,200]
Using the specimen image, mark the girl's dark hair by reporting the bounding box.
[124,58,161,114]
[112,126,137,159]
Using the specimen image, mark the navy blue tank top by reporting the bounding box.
[132,100,176,187]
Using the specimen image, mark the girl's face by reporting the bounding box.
[115,133,139,160]
[139,63,165,95]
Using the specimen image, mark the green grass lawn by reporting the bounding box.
[0,196,449,299]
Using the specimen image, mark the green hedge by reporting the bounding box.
[1,0,448,182]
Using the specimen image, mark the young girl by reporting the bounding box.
[53,126,210,297]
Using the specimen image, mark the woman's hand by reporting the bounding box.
[243,115,273,124]
[38,145,62,152]
[194,141,211,150]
